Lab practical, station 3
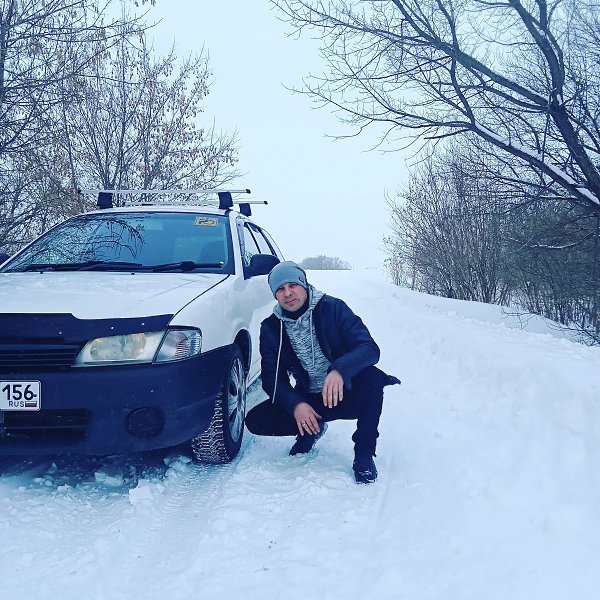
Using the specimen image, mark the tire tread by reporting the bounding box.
[190,345,246,464]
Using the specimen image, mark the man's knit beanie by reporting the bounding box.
[268,261,308,297]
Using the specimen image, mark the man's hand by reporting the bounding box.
[322,369,344,408]
[293,402,322,436]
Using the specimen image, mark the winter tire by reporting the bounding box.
[190,344,247,464]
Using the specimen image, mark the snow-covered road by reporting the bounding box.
[1,270,600,600]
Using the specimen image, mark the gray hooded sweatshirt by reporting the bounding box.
[273,285,330,393]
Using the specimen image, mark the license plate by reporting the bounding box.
[0,381,41,410]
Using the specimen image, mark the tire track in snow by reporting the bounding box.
[350,440,405,599]
[97,455,248,600]
[94,383,265,600]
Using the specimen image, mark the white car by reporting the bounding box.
[0,191,282,462]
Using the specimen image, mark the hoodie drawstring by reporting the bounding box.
[310,311,315,368]
[271,320,283,404]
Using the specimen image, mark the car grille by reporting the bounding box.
[0,409,90,441]
[0,345,80,371]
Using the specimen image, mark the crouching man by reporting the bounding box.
[245,261,399,484]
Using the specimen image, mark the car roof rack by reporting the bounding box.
[78,188,267,217]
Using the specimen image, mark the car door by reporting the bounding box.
[237,220,281,380]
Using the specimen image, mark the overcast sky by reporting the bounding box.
[148,0,409,269]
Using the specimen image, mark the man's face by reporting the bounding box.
[275,282,308,312]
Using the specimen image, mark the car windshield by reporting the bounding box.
[1,212,235,274]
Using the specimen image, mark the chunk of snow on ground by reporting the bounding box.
[128,479,165,505]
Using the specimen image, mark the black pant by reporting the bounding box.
[245,366,386,457]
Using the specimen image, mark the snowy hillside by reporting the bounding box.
[1,269,599,600]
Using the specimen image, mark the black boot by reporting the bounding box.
[353,454,378,484]
[289,422,328,456]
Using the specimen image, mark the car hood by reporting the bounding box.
[0,272,229,319]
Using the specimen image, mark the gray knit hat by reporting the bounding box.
[268,261,308,297]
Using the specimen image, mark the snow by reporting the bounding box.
[1,269,600,600]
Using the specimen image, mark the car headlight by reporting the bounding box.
[155,329,202,362]
[75,329,202,366]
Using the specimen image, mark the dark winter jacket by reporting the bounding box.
[260,293,385,415]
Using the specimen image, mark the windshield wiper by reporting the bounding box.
[22,260,143,272]
[149,261,224,272]
[78,261,145,271]
[19,260,223,273]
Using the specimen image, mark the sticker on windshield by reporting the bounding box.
[194,217,218,227]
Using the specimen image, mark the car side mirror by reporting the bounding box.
[247,253,280,277]
[0,253,9,265]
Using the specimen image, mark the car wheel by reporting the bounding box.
[190,344,247,464]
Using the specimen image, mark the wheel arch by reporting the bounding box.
[234,329,251,373]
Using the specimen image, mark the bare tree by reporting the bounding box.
[0,1,238,253]
[506,196,600,343]
[385,137,600,342]
[60,30,239,199]
[0,1,143,251]
[385,142,512,303]
[274,0,600,213]
[0,1,140,157]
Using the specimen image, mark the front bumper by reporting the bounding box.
[0,347,230,455]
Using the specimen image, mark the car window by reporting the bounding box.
[248,224,274,256]
[1,212,235,274]
[240,223,261,268]
[260,228,284,260]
